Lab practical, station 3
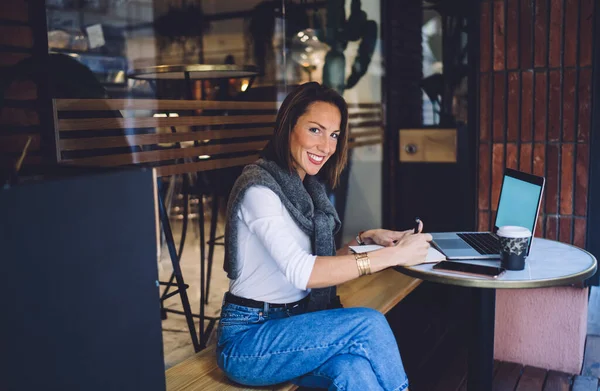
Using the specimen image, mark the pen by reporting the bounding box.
[414,217,421,234]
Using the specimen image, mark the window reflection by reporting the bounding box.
[421,1,469,127]
[422,11,442,125]
[44,0,385,240]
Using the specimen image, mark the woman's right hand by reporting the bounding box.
[371,233,433,269]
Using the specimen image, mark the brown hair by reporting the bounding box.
[262,82,349,188]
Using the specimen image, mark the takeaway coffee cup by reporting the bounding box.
[496,226,532,271]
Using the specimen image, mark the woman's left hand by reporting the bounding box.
[360,229,414,247]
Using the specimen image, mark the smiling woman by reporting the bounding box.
[290,101,342,180]
[215,82,433,389]
[262,82,349,188]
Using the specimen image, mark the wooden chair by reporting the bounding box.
[53,98,278,351]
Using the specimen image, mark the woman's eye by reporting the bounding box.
[309,127,320,134]
[331,133,340,140]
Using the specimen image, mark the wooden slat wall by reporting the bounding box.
[0,0,45,175]
[58,115,277,132]
[348,104,384,148]
[59,127,274,151]
[54,99,383,176]
[54,99,277,176]
[55,99,279,111]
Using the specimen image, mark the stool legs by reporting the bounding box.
[205,194,220,304]
[198,191,207,348]
[158,176,189,318]
[158,181,201,352]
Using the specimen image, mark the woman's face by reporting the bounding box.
[290,101,341,180]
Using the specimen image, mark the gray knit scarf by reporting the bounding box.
[224,158,342,311]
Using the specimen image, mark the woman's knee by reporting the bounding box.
[328,354,374,377]
[316,354,381,390]
[324,307,395,345]
[340,307,385,323]
[351,307,392,334]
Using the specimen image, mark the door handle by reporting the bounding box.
[405,144,418,154]
[399,129,457,162]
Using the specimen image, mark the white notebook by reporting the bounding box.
[349,244,446,264]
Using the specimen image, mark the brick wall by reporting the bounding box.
[0,0,50,176]
[478,0,595,247]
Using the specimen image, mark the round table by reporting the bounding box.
[128,64,260,99]
[395,238,597,391]
[128,64,259,80]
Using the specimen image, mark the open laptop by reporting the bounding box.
[431,168,545,260]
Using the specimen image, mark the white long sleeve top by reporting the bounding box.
[229,185,316,303]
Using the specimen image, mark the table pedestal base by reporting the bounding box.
[468,288,496,390]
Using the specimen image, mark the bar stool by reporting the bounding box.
[198,165,242,304]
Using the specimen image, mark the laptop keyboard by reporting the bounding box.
[457,233,500,255]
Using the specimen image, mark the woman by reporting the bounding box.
[217,82,432,390]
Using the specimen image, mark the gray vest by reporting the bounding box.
[224,159,342,311]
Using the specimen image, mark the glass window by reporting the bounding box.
[40,0,386,367]
[43,0,385,249]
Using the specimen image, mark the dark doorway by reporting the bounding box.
[382,0,478,233]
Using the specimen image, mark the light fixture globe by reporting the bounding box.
[291,28,329,80]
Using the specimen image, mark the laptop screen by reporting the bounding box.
[495,174,544,235]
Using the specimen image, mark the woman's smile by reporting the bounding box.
[307,152,325,165]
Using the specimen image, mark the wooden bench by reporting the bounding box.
[165,269,422,391]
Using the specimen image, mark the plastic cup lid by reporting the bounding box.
[497,225,532,238]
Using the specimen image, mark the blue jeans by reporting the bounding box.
[216,298,409,391]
